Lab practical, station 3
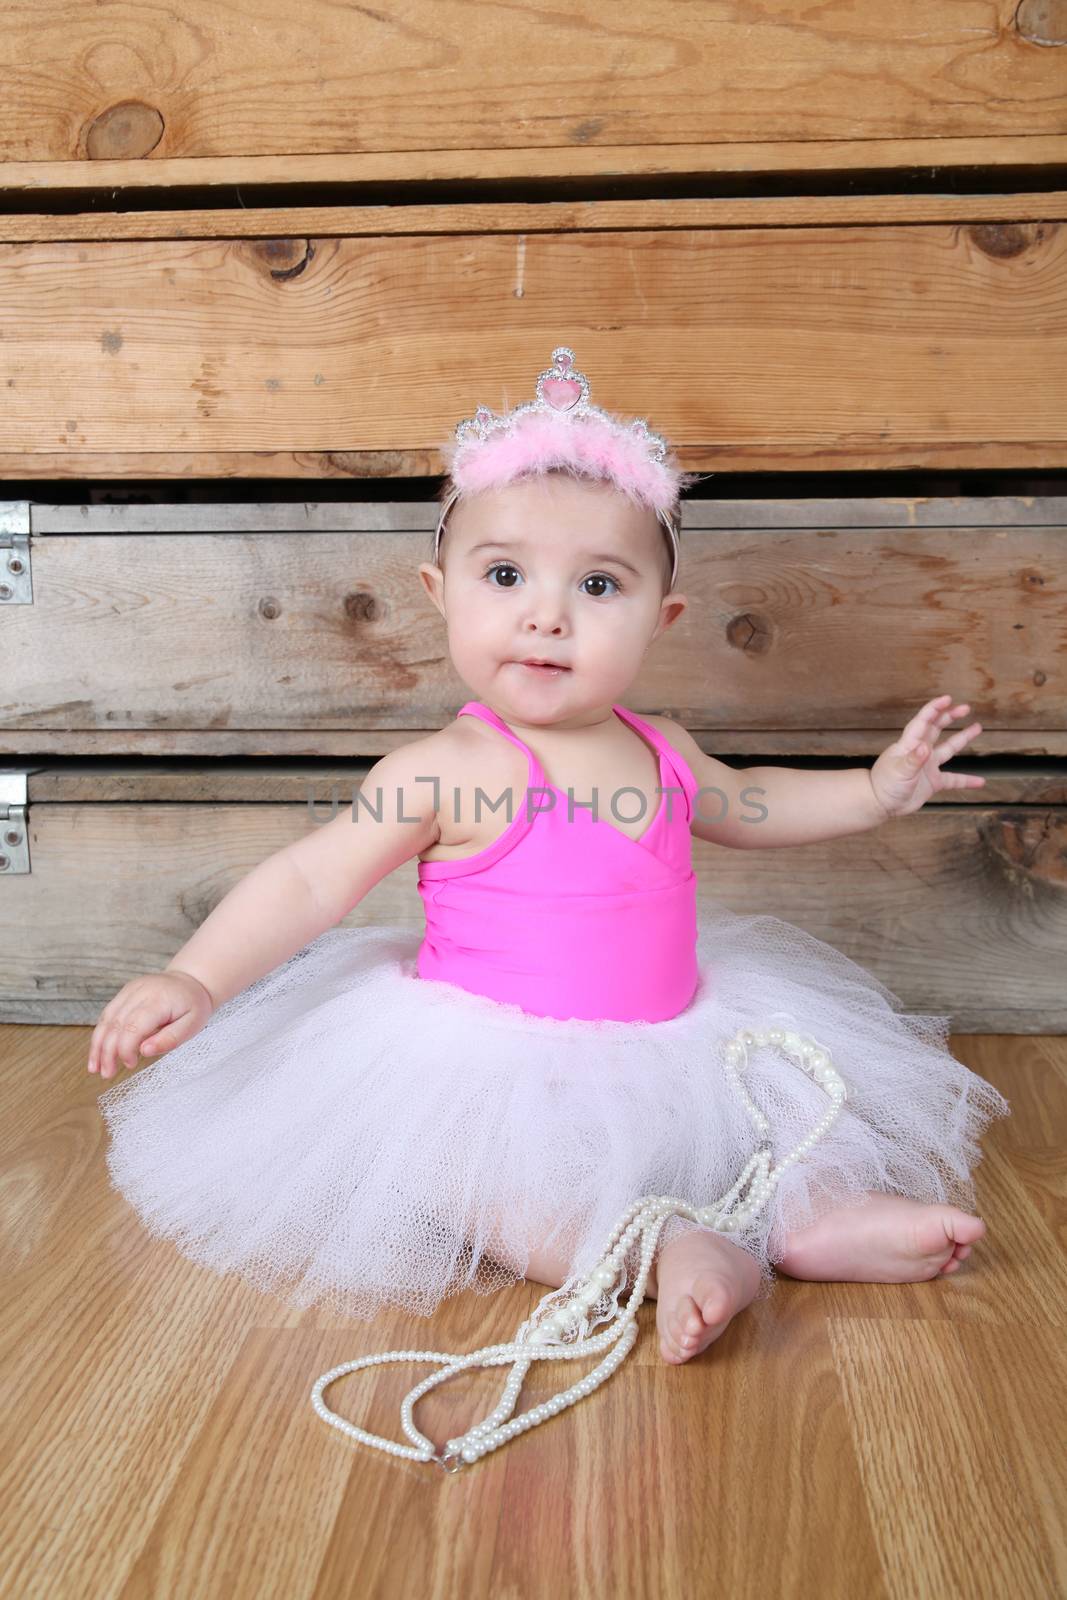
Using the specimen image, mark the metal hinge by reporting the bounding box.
[0,773,30,873]
[0,502,32,604]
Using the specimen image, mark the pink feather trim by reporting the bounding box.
[443,411,685,517]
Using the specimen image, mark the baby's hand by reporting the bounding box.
[869,695,985,820]
[87,971,215,1080]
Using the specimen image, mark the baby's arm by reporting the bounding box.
[659,696,983,850]
[163,739,440,1009]
[655,719,882,849]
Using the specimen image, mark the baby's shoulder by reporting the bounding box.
[377,721,475,788]
[636,713,750,843]
[402,715,522,858]
[385,715,517,803]
[421,712,510,766]
[637,712,707,771]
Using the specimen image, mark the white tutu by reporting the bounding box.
[98,901,1011,1320]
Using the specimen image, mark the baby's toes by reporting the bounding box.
[912,1205,985,1265]
[946,1209,986,1247]
[675,1297,704,1348]
[938,1239,974,1274]
[657,1295,702,1363]
[659,1323,689,1363]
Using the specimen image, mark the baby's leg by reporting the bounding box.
[522,1238,577,1292]
[646,1190,987,1366]
[776,1191,986,1283]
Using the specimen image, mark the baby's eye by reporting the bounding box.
[580,573,621,598]
[484,562,522,588]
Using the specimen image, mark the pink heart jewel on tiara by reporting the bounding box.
[541,375,582,412]
[536,348,587,414]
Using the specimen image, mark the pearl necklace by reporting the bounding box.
[310,1020,846,1471]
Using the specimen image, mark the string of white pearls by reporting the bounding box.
[310,1018,847,1472]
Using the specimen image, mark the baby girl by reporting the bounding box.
[90,349,1009,1372]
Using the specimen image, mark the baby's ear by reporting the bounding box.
[658,592,688,631]
[418,562,447,616]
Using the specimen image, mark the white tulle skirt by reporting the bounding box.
[97,901,1011,1321]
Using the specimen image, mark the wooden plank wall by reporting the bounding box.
[0,220,1063,480]
[1,0,1064,178]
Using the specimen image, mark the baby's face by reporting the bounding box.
[418,474,688,719]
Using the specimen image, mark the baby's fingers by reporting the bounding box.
[87,1008,118,1074]
[903,694,954,744]
[938,770,987,790]
[87,1025,101,1072]
[97,1016,154,1079]
[932,720,983,764]
[911,696,978,749]
[140,1016,191,1058]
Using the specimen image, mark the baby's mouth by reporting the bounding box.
[515,660,571,675]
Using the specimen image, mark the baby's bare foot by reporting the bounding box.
[650,1227,762,1365]
[778,1192,987,1284]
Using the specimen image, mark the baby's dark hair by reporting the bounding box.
[431,468,678,595]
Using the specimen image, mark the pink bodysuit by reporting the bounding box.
[416,701,703,1023]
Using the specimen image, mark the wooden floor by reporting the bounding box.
[1,1025,1063,1600]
